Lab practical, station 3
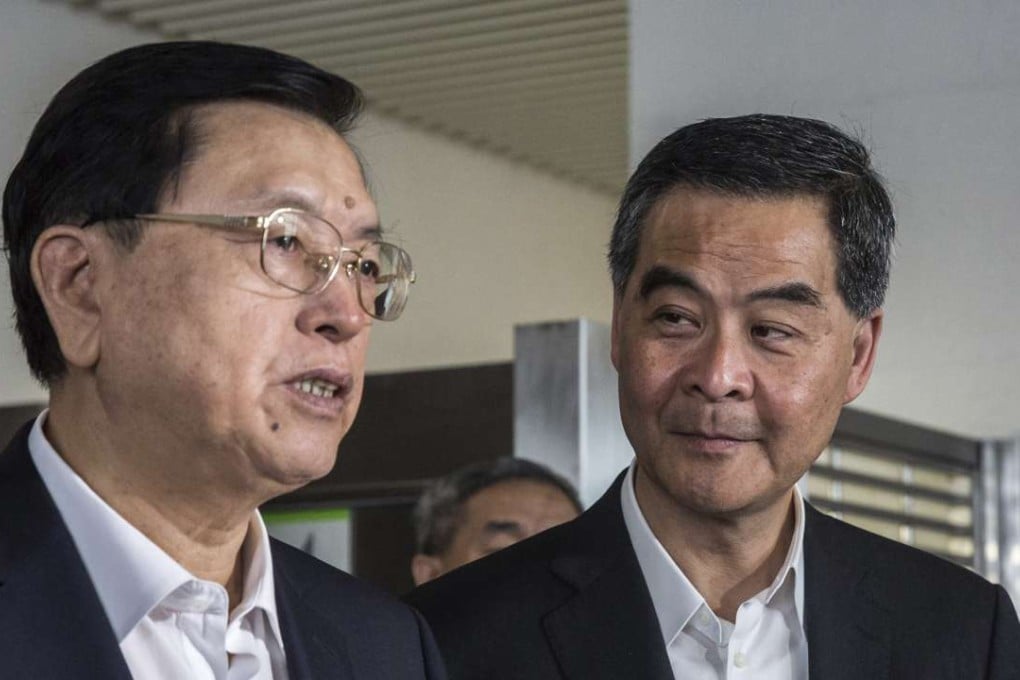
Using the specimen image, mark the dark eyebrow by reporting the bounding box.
[746,282,825,308]
[246,188,320,215]
[638,265,704,299]
[638,265,824,309]
[355,224,384,242]
[482,520,525,537]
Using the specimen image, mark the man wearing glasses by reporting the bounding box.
[0,42,441,679]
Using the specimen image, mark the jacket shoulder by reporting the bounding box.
[407,474,633,619]
[271,539,446,679]
[808,505,997,598]
[806,507,1020,675]
[405,483,628,621]
[271,537,418,623]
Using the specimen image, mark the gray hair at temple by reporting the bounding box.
[607,113,895,318]
[413,458,582,556]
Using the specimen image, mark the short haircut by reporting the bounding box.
[608,114,895,318]
[412,458,583,556]
[3,41,364,385]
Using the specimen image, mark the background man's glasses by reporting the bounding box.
[132,208,415,321]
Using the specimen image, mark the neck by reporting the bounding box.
[46,388,256,608]
[633,467,796,622]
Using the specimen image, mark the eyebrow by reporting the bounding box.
[638,265,704,299]
[352,224,384,242]
[481,520,525,538]
[746,282,824,308]
[638,265,824,309]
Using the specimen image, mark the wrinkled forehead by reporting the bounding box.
[643,187,831,251]
[631,188,838,293]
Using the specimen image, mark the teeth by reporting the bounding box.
[297,378,340,398]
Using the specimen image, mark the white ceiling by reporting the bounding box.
[69,0,629,194]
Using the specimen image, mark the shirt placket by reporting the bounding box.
[165,580,231,680]
[728,596,766,675]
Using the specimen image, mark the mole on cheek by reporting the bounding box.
[270,422,280,432]
[344,196,356,209]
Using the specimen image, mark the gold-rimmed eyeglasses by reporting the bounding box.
[133,208,415,321]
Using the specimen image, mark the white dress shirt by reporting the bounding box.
[621,462,808,680]
[28,413,289,680]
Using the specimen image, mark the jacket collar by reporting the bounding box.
[272,547,355,680]
[542,470,894,680]
[542,472,674,680]
[0,421,133,679]
[803,503,892,680]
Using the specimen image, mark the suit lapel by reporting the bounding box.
[0,421,359,680]
[0,424,132,679]
[273,546,355,680]
[542,476,673,680]
[803,504,892,680]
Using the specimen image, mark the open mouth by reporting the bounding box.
[295,377,342,399]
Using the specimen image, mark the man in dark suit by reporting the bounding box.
[407,115,1020,679]
[0,42,442,678]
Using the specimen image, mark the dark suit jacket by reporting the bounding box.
[408,473,1020,679]
[0,421,446,679]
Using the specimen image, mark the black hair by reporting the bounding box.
[608,114,895,318]
[3,41,363,384]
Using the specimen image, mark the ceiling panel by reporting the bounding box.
[68,0,628,194]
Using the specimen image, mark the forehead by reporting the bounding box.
[169,101,375,227]
[633,188,837,293]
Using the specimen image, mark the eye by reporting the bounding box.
[652,307,699,336]
[357,258,381,280]
[269,234,302,254]
[657,310,688,324]
[751,324,793,341]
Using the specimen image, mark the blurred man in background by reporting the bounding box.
[411,458,581,584]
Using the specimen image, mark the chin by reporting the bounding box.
[261,444,340,489]
[695,487,789,518]
[295,449,341,482]
[666,479,762,516]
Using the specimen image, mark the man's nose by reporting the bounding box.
[681,325,753,401]
[295,268,370,342]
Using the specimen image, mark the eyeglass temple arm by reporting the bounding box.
[135,214,265,231]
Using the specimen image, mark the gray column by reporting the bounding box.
[980,439,1020,605]
[513,319,633,507]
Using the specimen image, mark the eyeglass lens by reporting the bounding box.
[260,210,412,321]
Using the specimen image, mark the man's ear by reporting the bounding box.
[30,226,104,371]
[843,309,883,404]
[410,553,446,587]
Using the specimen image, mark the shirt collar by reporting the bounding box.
[28,411,283,645]
[234,506,284,645]
[620,460,806,647]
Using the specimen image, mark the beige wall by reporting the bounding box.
[0,0,155,407]
[351,113,615,373]
[0,0,616,404]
